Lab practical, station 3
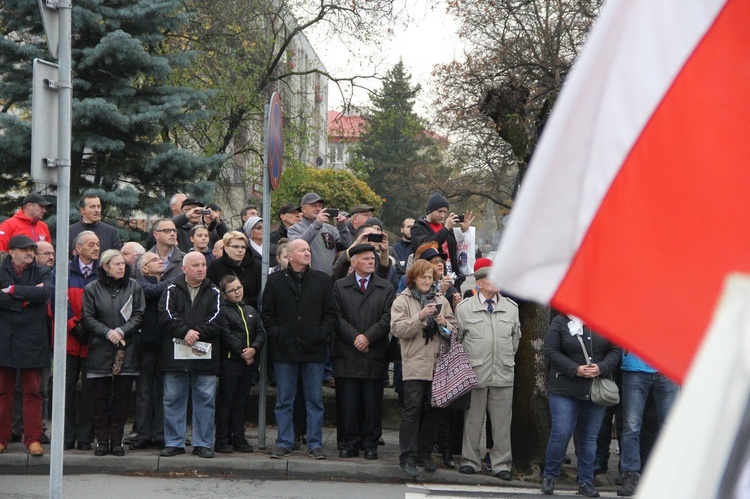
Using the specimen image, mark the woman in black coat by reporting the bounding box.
[541,313,620,497]
[82,249,145,457]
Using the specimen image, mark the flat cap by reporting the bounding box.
[300,192,324,206]
[181,198,204,209]
[349,204,375,216]
[9,235,38,249]
[22,193,52,207]
[349,243,376,257]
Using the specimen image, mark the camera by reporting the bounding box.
[447,272,457,282]
[199,209,211,215]
[367,233,383,243]
[324,208,339,218]
[455,214,465,223]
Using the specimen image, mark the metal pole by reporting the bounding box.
[49,0,72,497]
[257,102,271,448]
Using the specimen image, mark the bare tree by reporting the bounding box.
[434,0,602,474]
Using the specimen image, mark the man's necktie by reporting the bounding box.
[486,299,494,313]
[359,278,367,293]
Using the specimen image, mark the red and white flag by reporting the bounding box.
[491,0,750,383]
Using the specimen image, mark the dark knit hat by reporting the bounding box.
[425,193,449,215]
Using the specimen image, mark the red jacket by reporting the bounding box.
[0,209,52,251]
[49,257,98,358]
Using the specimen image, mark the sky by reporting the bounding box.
[305,0,467,120]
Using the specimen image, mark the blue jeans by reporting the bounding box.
[544,394,606,484]
[163,371,217,449]
[620,371,678,472]
[275,362,324,451]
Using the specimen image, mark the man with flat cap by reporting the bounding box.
[0,235,53,456]
[270,204,302,245]
[287,193,350,273]
[332,243,395,460]
[339,204,375,247]
[0,194,53,252]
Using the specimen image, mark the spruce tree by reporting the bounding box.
[0,0,224,235]
[355,61,444,229]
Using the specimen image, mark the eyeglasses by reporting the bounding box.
[227,244,247,250]
[155,228,177,234]
[224,285,243,294]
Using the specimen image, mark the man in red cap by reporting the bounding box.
[0,193,53,251]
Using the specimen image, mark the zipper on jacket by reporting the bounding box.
[235,303,251,359]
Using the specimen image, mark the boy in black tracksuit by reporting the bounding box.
[214,276,266,453]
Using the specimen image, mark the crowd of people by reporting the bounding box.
[0,190,677,497]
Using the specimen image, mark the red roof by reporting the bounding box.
[328,110,365,142]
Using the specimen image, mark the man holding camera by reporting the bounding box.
[172,199,228,253]
[287,193,351,273]
[411,193,469,291]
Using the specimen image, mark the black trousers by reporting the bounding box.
[134,350,164,441]
[338,377,384,450]
[215,359,258,443]
[399,380,445,463]
[65,355,94,445]
[92,375,135,443]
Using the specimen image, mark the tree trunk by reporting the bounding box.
[511,300,551,475]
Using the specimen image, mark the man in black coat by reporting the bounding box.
[0,235,53,456]
[158,251,222,459]
[332,244,395,460]
[261,239,337,460]
[410,192,465,290]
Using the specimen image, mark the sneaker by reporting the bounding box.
[400,457,419,478]
[617,471,639,497]
[577,482,600,497]
[541,477,556,495]
[214,441,233,453]
[270,446,291,459]
[307,446,325,459]
[232,437,254,453]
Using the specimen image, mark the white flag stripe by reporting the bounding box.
[491,0,726,302]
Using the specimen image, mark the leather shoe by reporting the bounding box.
[459,465,476,475]
[77,442,92,451]
[129,439,152,450]
[28,442,44,456]
[541,477,556,495]
[417,456,437,472]
[40,433,50,445]
[378,438,385,446]
[110,442,125,457]
[494,470,512,481]
[339,447,359,458]
[160,446,185,457]
[192,446,214,458]
[95,442,109,456]
[64,442,75,450]
[363,447,378,460]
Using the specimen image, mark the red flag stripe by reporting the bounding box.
[552,0,750,383]
[491,0,727,302]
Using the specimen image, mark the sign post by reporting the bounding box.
[257,92,283,448]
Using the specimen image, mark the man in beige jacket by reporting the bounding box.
[455,264,521,480]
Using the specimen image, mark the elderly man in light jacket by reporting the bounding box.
[455,264,521,480]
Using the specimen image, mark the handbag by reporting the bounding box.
[576,335,619,407]
[431,332,478,408]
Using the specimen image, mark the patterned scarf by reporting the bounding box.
[410,286,439,344]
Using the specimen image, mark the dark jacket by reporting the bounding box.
[206,251,261,309]
[68,220,123,256]
[261,267,337,363]
[332,273,395,379]
[50,256,98,358]
[0,259,52,368]
[544,314,621,401]
[81,266,145,376]
[136,274,174,352]
[171,212,229,254]
[410,218,464,287]
[158,277,222,374]
[219,300,265,365]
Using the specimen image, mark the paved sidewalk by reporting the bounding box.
[0,426,622,494]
